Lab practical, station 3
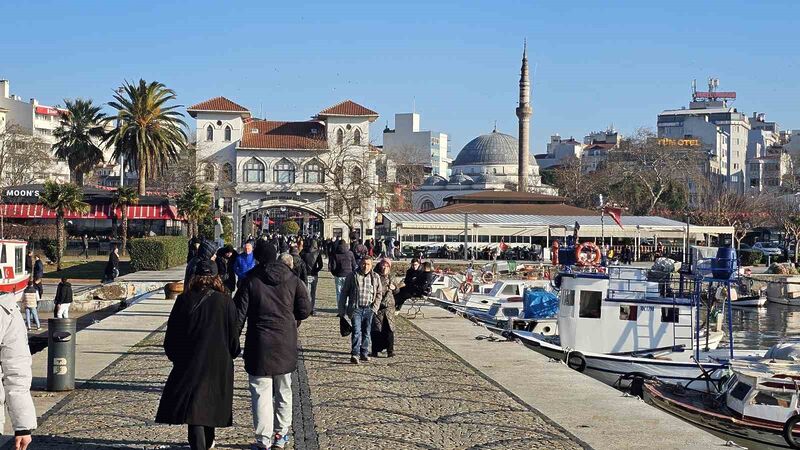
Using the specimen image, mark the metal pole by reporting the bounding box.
[726,280,734,359]
[463,213,469,260]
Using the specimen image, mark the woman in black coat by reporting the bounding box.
[395,258,422,310]
[156,260,241,450]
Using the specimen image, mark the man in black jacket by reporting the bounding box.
[234,241,311,450]
[184,241,217,287]
[53,277,73,318]
[329,240,356,314]
[300,242,324,314]
[215,245,237,293]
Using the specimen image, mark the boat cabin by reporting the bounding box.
[557,266,697,354]
[0,240,29,298]
[725,360,800,425]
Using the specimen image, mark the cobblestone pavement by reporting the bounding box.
[20,274,583,449]
[298,274,583,450]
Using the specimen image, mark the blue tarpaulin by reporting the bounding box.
[523,289,559,319]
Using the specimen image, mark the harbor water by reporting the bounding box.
[729,302,800,349]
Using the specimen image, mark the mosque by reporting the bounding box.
[411,45,557,212]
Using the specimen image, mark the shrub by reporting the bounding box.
[767,262,799,275]
[281,220,300,236]
[128,236,186,271]
[37,238,59,263]
[739,250,763,266]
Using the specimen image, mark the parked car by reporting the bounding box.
[752,242,782,256]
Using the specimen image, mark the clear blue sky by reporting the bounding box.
[4,0,799,156]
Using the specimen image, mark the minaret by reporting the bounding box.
[516,40,532,192]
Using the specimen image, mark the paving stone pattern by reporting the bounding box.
[22,274,583,449]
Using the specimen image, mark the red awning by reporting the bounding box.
[0,204,181,221]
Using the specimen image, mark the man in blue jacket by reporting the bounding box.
[233,241,256,288]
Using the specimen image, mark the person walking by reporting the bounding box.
[301,241,323,314]
[21,282,40,331]
[53,277,73,319]
[329,239,356,312]
[234,241,312,450]
[81,234,90,260]
[32,256,44,297]
[184,241,217,287]
[233,241,256,288]
[371,259,397,358]
[339,257,381,364]
[104,245,120,283]
[288,244,306,282]
[156,260,241,450]
[216,245,238,293]
[0,290,38,449]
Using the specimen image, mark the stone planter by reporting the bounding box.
[165,281,184,300]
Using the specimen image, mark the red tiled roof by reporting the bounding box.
[239,120,327,150]
[187,97,249,114]
[317,100,378,117]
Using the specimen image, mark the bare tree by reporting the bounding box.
[689,191,768,250]
[552,156,601,208]
[0,124,53,187]
[606,128,706,215]
[767,196,800,263]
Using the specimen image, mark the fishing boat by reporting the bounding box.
[644,348,800,449]
[0,240,30,301]
[767,277,800,306]
[513,255,763,391]
[454,279,552,312]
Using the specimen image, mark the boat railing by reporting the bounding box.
[606,270,696,303]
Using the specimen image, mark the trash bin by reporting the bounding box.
[47,318,76,391]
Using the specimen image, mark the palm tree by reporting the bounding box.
[176,184,212,238]
[39,181,89,271]
[111,186,139,256]
[104,80,188,196]
[52,99,107,186]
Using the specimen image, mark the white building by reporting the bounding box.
[0,107,6,132]
[382,113,451,176]
[187,96,381,242]
[781,130,800,157]
[746,112,792,192]
[0,79,70,182]
[535,128,620,172]
[537,135,582,169]
[657,80,749,193]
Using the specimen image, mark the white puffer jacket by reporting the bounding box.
[0,294,37,433]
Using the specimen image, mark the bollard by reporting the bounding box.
[47,318,76,391]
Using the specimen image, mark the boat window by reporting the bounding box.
[489,283,503,297]
[561,289,575,306]
[579,291,602,319]
[730,382,751,401]
[0,245,6,264]
[502,308,520,318]
[620,305,638,321]
[14,247,23,275]
[661,307,679,323]
[502,284,519,296]
[752,391,791,408]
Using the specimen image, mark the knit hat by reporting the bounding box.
[254,240,278,264]
[198,240,218,259]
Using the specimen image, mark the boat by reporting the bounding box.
[732,291,767,308]
[513,258,764,391]
[0,240,30,301]
[454,279,552,312]
[644,348,800,449]
[767,277,800,306]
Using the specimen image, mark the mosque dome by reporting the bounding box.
[453,130,523,166]
[422,174,448,186]
[448,173,474,185]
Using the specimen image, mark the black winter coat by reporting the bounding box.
[156,288,241,427]
[329,241,357,277]
[54,281,73,305]
[289,249,307,281]
[216,250,238,292]
[301,249,324,276]
[234,263,312,376]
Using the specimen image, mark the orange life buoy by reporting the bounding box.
[575,242,602,266]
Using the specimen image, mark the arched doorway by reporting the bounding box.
[264,205,322,235]
[239,198,327,239]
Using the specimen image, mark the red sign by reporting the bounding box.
[35,106,62,116]
[694,91,736,99]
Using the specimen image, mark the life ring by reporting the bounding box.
[566,350,587,372]
[783,414,800,449]
[575,242,602,266]
[458,282,474,295]
[481,271,495,284]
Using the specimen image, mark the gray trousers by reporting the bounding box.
[248,373,292,446]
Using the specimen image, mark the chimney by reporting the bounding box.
[0,80,8,99]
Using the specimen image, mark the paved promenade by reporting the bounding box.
[19,273,584,449]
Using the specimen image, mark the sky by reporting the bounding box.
[3,0,800,156]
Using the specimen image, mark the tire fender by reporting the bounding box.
[783,414,800,449]
[566,351,587,372]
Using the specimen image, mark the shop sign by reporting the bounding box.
[4,188,40,200]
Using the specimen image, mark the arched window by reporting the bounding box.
[353,129,362,145]
[351,166,363,185]
[206,124,214,141]
[304,160,324,183]
[222,162,233,182]
[224,125,232,142]
[421,200,435,211]
[243,158,265,183]
[336,129,344,145]
[273,158,296,183]
[203,163,215,182]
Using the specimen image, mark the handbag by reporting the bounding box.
[339,316,352,337]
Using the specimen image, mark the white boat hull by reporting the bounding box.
[732,296,767,307]
[513,331,764,391]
